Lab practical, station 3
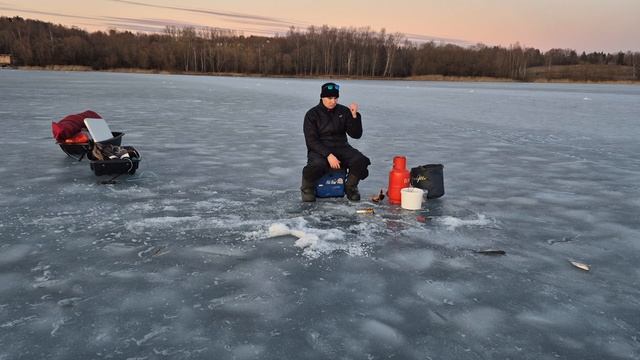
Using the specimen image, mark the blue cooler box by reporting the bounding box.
[315,171,346,198]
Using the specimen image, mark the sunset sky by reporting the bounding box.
[1,0,638,53]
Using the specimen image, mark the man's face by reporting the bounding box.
[322,97,338,109]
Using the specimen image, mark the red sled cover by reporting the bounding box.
[52,110,102,142]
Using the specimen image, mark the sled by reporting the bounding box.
[58,131,124,161]
[88,145,141,176]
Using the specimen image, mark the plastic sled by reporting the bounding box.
[58,131,124,161]
[88,146,141,176]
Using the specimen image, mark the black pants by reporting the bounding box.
[303,145,371,183]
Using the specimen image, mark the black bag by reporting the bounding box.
[410,164,445,199]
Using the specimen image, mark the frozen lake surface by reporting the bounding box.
[1,70,639,359]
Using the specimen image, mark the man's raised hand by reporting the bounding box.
[349,103,359,118]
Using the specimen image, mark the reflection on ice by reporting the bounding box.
[436,214,492,231]
[453,307,506,337]
[360,319,405,347]
[125,216,202,233]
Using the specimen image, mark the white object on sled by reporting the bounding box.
[401,187,424,210]
[84,118,113,142]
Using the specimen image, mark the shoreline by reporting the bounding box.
[13,65,640,85]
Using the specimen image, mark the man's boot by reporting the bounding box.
[345,173,361,201]
[301,177,316,202]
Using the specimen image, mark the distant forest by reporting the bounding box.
[1,16,639,81]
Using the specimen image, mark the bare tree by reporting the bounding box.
[382,32,403,77]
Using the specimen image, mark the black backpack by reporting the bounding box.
[410,164,445,199]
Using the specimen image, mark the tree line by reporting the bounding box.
[1,16,639,81]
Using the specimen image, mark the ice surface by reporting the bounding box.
[1,70,639,359]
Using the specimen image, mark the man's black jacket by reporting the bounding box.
[303,101,362,158]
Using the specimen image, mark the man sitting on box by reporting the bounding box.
[301,82,371,202]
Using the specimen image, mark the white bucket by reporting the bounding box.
[401,187,424,210]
